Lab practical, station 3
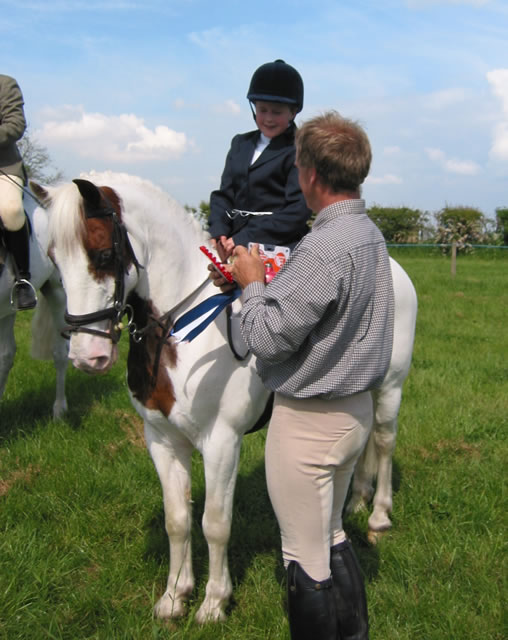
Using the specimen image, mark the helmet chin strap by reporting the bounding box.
[249,101,257,122]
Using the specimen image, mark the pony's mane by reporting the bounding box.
[46,182,86,256]
[47,171,207,255]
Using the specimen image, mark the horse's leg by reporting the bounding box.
[35,278,69,418]
[347,384,401,537]
[195,428,242,623]
[145,420,195,619]
[367,385,402,534]
[0,314,16,399]
[347,397,377,516]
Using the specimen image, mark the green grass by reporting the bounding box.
[1,250,506,639]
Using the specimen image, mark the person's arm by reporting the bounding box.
[0,76,27,148]
[237,245,338,365]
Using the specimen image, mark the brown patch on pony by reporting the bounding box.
[80,185,131,280]
[126,292,178,417]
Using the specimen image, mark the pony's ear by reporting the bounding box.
[73,178,102,209]
[30,181,51,207]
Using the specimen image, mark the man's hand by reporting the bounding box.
[231,244,266,290]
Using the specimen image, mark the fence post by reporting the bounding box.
[451,241,457,277]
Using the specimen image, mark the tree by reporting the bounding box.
[434,205,487,253]
[184,201,211,229]
[495,207,508,245]
[366,205,430,243]
[17,128,64,184]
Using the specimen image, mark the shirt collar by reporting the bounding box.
[312,199,366,231]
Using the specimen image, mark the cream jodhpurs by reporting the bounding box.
[0,174,25,231]
[265,391,373,581]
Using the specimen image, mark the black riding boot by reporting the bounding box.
[287,561,337,640]
[330,540,369,640]
[4,221,37,310]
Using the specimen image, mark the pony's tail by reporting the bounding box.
[31,293,56,360]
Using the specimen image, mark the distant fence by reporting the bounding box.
[387,242,508,276]
[386,244,508,250]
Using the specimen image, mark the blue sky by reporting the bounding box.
[2,0,508,220]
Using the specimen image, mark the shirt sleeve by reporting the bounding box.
[241,246,340,365]
[0,77,27,148]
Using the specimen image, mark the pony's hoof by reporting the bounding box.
[195,601,227,624]
[367,529,387,545]
[154,593,187,619]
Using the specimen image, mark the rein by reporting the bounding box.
[62,199,212,346]
[0,168,46,208]
[61,191,244,364]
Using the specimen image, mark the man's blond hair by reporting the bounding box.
[295,110,372,192]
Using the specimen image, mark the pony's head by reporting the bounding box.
[31,176,141,374]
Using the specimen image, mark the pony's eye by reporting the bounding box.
[90,248,114,270]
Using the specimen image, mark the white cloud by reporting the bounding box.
[487,68,508,160]
[423,88,467,110]
[189,27,227,49]
[425,147,481,174]
[490,122,508,160]
[487,69,508,115]
[213,100,242,115]
[366,174,403,185]
[383,146,401,155]
[36,106,188,163]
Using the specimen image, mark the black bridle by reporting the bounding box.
[62,202,141,344]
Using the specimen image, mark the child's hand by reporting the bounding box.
[212,236,235,262]
[207,263,236,292]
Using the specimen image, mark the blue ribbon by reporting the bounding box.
[170,288,242,343]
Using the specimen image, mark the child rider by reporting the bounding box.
[208,59,312,263]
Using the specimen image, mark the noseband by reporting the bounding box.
[62,202,141,344]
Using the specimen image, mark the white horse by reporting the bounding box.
[31,171,416,622]
[0,187,68,417]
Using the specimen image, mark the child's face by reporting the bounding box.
[254,101,296,138]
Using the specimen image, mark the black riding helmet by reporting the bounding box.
[247,59,304,114]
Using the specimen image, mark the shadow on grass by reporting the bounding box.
[141,451,398,613]
[0,366,123,442]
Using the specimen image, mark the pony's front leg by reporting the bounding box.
[196,429,243,624]
[34,279,69,418]
[145,421,195,619]
[0,314,16,400]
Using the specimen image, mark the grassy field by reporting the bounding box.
[0,250,506,639]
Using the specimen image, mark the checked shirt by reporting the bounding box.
[240,198,395,399]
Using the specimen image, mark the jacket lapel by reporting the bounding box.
[250,127,292,170]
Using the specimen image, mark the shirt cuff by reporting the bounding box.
[242,280,266,301]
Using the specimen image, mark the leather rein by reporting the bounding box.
[61,200,246,367]
[61,202,211,346]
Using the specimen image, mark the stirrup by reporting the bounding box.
[10,278,38,309]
